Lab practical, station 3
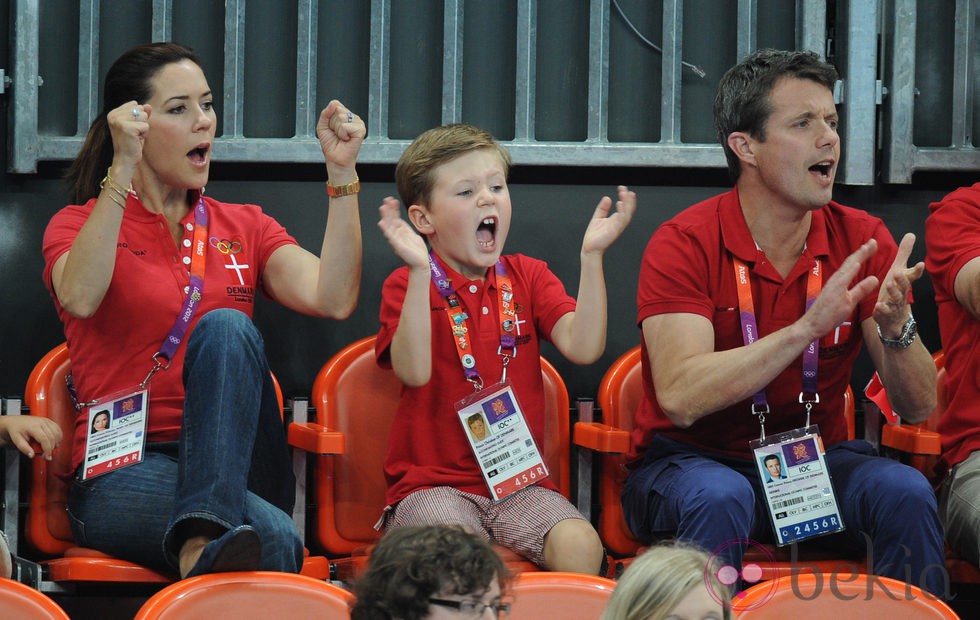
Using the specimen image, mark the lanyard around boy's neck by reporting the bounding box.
[141,195,209,388]
[732,254,821,440]
[428,250,517,392]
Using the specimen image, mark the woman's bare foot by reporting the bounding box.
[178,535,213,578]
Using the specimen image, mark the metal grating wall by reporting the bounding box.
[6,1,976,183]
[881,0,979,183]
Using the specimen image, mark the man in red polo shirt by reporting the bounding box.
[624,49,945,597]
[925,182,980,569]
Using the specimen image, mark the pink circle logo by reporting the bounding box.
[705,539,779,612]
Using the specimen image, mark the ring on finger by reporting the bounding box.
[347,111,354,123]
[131,107,141,119]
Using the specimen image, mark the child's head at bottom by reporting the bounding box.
[351,524,510,620]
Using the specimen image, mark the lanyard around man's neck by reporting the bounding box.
[732,254,821,439]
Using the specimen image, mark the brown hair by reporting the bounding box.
[713,49,838,181]
[65,42,203,204]
[350,525,509,620]
[395,123,511,209]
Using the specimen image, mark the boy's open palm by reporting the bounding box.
[378,198,429,270]
[582,185,636,255]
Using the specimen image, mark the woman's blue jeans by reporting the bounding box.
[67,309,303,574]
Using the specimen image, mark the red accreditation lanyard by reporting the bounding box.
[428,251,517,391]
[732,256,822,439]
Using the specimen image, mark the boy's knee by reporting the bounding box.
[543,519,603,574]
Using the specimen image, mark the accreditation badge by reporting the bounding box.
[81,386,149,479]
[454,380,549,500]
[750,425,845,545]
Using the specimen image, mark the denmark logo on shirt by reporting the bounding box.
[209,236,251,286]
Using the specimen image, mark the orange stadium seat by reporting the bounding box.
[506,571,616,620]
[293,335,576,581]
[133,571,353,619]
[876,350,945,480]
[733,572,958,618]
[0,577,71,619]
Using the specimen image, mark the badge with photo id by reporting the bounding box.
[454,380,549,500]
[750,425,844,545]
[82,386,149,479]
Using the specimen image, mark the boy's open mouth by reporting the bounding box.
[477,216,497,247]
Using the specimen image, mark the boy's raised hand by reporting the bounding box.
[378,197,429,270]
[581,185,636,256]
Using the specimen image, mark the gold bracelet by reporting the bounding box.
[101,187,127,210]
[101,183,128,204]
[100,167,133,195]
[326,177,360,198]
[99,167,134,208]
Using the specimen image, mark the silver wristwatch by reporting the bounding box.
[877,314,917,349]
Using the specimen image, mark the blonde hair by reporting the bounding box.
[602,542,732,620]
[395,123,511,208]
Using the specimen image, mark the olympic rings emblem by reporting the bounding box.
[209,237,243,254]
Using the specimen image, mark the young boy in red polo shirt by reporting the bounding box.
[375,123,634,573]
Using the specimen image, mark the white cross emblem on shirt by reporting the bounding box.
[225,253,250,285]
[831,321,851,345]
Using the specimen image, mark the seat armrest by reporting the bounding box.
[880,424,942,455]
[573,422,630,454]
[287,422,346,455]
